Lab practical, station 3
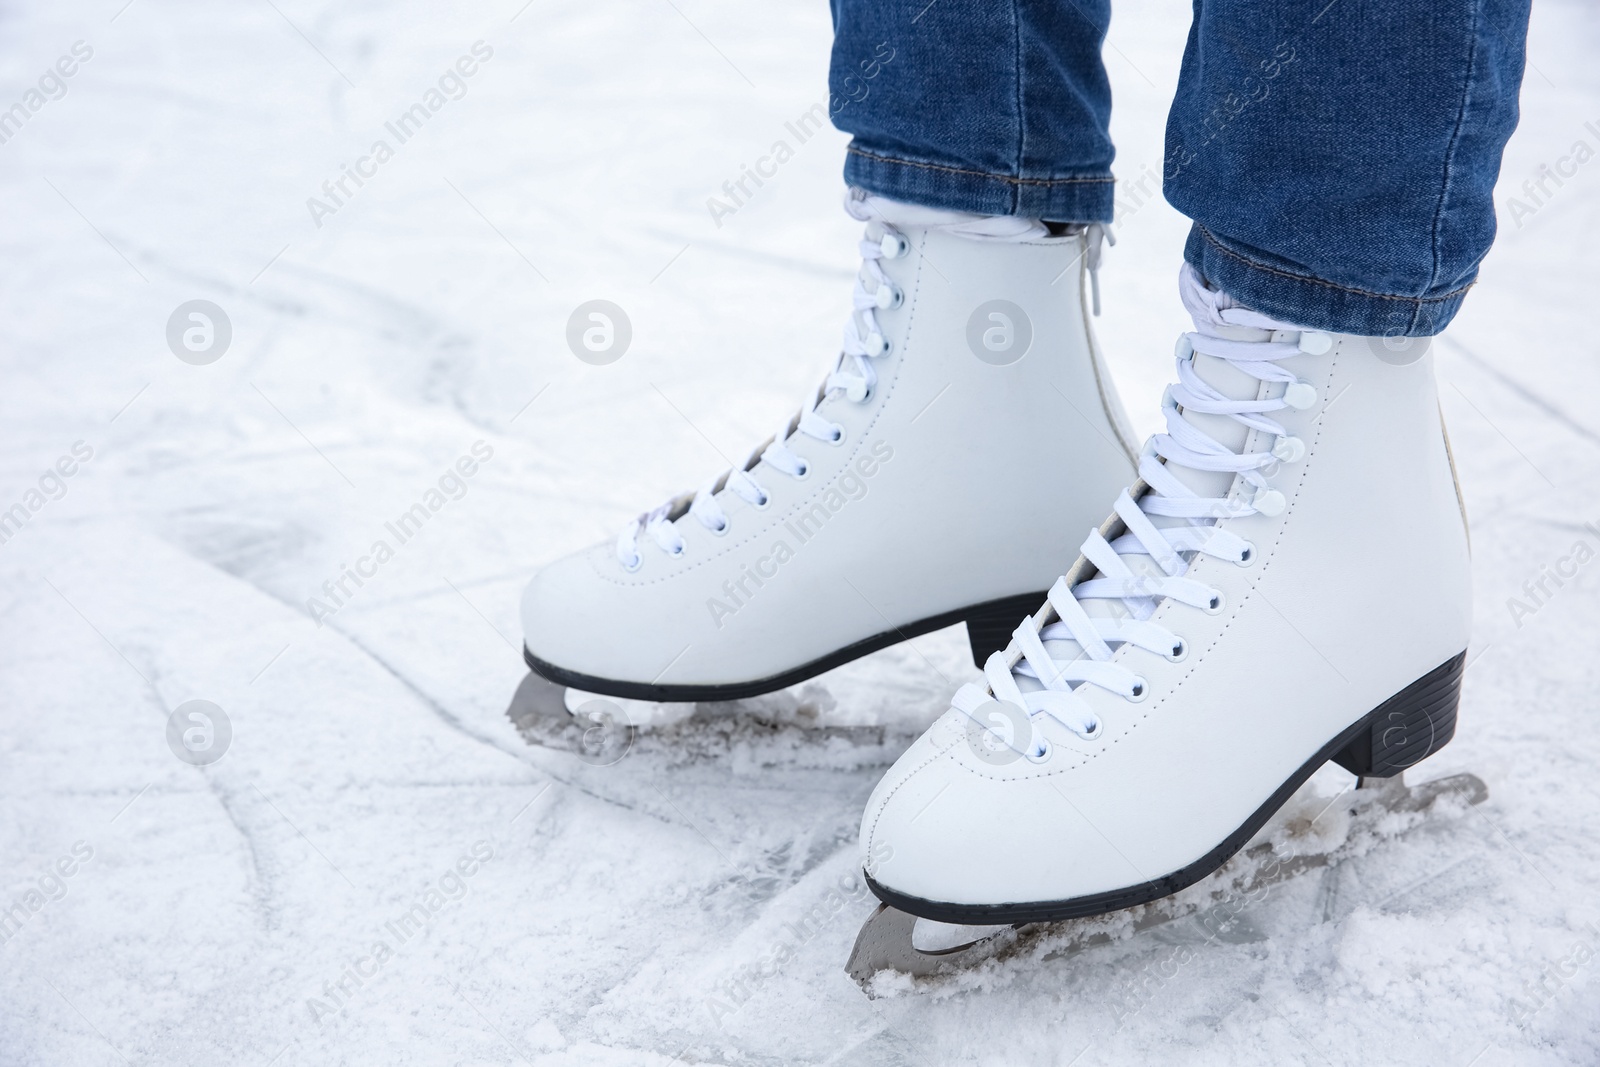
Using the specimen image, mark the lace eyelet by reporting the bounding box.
[1252,488,1287,517]
[1283,381,1317,410]
[828,425,846,446]
[1235,541,1257,567]
[792,461,811,480]
[1272,435,1305,464]
[1078,718,1103,741]
[709,519,730,537]
[880,232,909,259]
[620,553,643,573]
[1025,738,1054,764]
[1166,639,1188,663]
[751,492,772,511]
[1204,591,1226,615]
[1298,330,1333,355]
[1126,676,1149,703]
[667,543,686,559]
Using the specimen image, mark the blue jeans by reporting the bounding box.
[829,0,1531,336]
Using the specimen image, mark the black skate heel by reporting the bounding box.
[1333,650,1467,778]
[963,591,1050,668]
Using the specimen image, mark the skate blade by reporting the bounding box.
[509,673,918,772]
[564,687,691,728]
[846,770,1488,991]
[846,905,1016,983]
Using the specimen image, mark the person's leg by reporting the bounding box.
[855,1,1533,934]
[829,0,1114,220]
[518,5,1139,704]
[1166,0,1531,337]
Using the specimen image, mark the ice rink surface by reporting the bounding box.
[2,0,1599,1063]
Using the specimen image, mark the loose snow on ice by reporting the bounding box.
[1,1,1598,1064]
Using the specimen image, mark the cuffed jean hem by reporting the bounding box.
[845,145,1115,221]
[1184,224,1470,338]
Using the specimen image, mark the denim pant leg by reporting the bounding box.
[1166,0,1532,337]
[828,0,1115,221]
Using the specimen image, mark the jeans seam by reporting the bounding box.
[1426,0,1482,332]
[1011,0,1025,214]
[1195,224,1474,305]
[847,147,1114,186]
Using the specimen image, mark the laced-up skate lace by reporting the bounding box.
[956,264,1332,755]
[614,192,1054,570]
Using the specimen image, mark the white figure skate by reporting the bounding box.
[521,193,1136,702]
[852,265,1478,976]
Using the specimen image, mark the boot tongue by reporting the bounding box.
[1158,321,1270,501]
[1013,268,1287,695]
[1084,323,1270,605]
[852,220,890,343]
[1029,325,1272,673]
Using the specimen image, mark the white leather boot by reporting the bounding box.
[858,265,1472,923]
[520,193,1137,702]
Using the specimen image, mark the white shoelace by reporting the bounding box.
[956,264,1333,758]
[615,191,1068,571]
